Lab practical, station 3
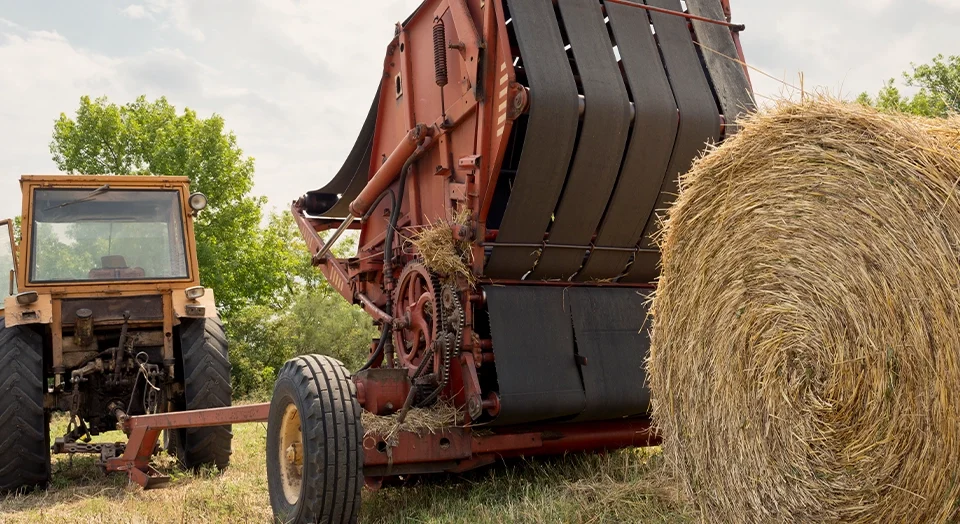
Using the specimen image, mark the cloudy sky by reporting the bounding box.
[1,0,957,218]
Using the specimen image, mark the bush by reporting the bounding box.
[226,287,376,398]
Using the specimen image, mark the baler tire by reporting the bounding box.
[173,317,233,470]
[0,319,49,493]
[267,355,364,524]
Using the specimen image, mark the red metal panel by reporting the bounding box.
[363,419,658,477]
[106,404,270,488]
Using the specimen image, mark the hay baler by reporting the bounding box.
[277,0,755,520]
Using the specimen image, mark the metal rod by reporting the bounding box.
[482,241,658,254]
[604,0,746,30]
[314,214,355,262]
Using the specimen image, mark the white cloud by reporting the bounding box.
[926,0,960,9]
[145,0,205,42]
[120,5,149,20]
[0,26,131,214]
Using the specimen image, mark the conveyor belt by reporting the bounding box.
[685,0,756,132]
[302,87,380,218]
[568,288,653,421]
[485,286,585,425]
[528,0,631,280]
[576,0,680,281]
[622,0,721,282]
[483,0,580,278]
[486,286,652,425]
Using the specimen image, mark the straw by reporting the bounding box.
[648,97,960,523]
[408,208,475,283]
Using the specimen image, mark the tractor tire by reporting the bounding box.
[267,355,364,524]
[170,317,232,470]
[0,319,50,493]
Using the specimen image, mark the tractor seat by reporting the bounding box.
[89,255,146,279]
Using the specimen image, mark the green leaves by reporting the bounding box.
[857,54,960,118]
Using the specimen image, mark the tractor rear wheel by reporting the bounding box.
[169,317,233,470]
[0,319,49,493]
[267,355,363,524]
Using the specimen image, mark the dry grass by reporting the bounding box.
[361,401,461,446]
[649,98,960,523]
[362,447,691,524]
[409,208,475,283]
[0,412,273,523]
[0,410,684,523]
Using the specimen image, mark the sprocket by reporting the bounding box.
[392,262,444,373]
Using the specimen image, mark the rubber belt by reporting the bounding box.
[568,287,653,421]
[302,86,381,218]
[576,0,680,281]
[483,0,580,279]
[528,0,632,281]
[685,0,756,132]
[622,0,721,283]
[485,286,586,425]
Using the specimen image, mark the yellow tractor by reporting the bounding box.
[0,175,231,493]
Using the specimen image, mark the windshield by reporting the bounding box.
[30,188,189,282]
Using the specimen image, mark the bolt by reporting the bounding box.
[285,443,302,465]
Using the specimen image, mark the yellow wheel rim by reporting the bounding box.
[279,403,304,505]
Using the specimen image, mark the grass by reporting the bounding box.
[0,411,689,523]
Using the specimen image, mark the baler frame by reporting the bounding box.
[86,5,755,524]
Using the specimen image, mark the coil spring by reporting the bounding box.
[433,22,448,87]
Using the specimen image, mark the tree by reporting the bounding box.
[49,95,290,313]
[857,54,960,117]
[225,231,376,397]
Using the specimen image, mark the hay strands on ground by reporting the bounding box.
[361,400,462,447]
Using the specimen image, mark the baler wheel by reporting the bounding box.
[0,319,49,494]
[267,354,363,524]
[169,316,233,470]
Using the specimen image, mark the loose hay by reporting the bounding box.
[361,401,461,447]
[649,98,960,523]
[409,208,475,283]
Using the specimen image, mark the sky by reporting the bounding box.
[1,0,958,219]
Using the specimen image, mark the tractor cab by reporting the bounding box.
[0,175,232,494]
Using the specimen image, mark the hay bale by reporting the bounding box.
[649,98,960,523]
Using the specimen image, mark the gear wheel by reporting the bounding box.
[392,262,443,373]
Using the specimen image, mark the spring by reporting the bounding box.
[433,22,448,87]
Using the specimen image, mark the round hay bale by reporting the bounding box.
[649,99,960,523]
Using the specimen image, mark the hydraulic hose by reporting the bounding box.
[356,138,428,373]
[356,322,390,372]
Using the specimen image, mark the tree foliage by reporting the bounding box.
[226,232,374,397]
[857,54,960,117]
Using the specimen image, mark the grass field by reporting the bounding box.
[0,412,689,523]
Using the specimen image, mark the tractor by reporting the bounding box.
[0,174,231,493]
